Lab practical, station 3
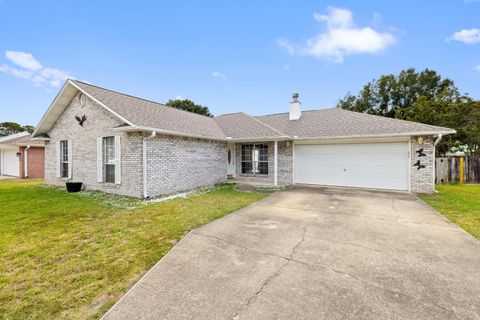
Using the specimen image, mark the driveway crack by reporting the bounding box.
[231,220,311,320]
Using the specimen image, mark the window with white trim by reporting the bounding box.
[60,140,69,178]
[241,144,268,175]
[103,137,115,183]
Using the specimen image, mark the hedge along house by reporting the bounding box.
[0,132,45,178]
[32,80,455,198]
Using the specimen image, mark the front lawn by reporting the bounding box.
[419,184,480,239]
[0,180,265,319]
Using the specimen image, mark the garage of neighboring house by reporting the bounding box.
[0,132,45,178]
[293,141,410,191]
[1,147,20,176]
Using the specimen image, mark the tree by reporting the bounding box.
[401,96,480,155]
[337,68,480,155]
[337,68,459,118]
[0,122,35,137]
[165,99,213,117]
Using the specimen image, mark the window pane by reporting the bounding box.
[103,137,116,182]
[104,137,115,164]
[60,140,69,177]
[105,164,115,183]
[241,144,253,161]
[258,161,268,175]
[241,161,253,174]
[62,163,69,178]
[259,145,268,161]
[61,140,68,162]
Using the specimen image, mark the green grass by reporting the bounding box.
[0,180,265,319]
[419,184,480,239]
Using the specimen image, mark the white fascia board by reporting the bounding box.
[112,125,226,141]
[228,136,291,142]
[293,131,456,144]
[32,81,74,137]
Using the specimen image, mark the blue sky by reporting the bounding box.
[0,0,479,125]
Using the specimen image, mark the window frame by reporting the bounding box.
[60,140,69,178]
[102,136,116,183]
[241,144,269,175]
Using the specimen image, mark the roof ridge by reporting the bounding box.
[243,113,289,137]
[70,79,217,120]
[255,108,337,117]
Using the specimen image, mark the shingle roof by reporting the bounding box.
[34,80,455,141]
[71,80,226,140]
[214,113,288,140]
[0,132,44,147]
[254,108,454,139]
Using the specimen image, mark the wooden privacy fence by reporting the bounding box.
[436,156,480,184]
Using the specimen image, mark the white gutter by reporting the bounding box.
[274,141,278,186]
[24,145,31,178]
[143,131,157,198]
[434,134,443,146]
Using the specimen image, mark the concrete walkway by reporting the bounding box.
[103,187,480,320]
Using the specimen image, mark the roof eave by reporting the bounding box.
[112,125,226,141]
[293,130,457,141]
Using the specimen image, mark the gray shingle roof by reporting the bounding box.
[214,113,288,140]
[0,132,44,147]
[48,80,454,141]
[71,80,226,140]
[255,108,454,139]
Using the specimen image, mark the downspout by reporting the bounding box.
[142,131,156,198]
[433,134,443,193]
[24,145,31,178]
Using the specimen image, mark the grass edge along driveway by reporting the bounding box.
[419,184,480,240]
[0,180,266,319]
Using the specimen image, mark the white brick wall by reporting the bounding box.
[410,136,435,194]
[45,92,144,197]
[146,134,227,197]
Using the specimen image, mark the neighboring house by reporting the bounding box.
[32,80,455,197]
[0,132,45,178]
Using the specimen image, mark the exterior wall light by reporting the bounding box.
[417,137,424,145]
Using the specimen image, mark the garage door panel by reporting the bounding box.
[294,142,409,191]
[1,149,20,177]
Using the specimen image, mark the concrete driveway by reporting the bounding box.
[103,187,480,320]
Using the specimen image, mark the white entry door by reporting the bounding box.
[1,149,20,177]
[294,142,409,191]
[227,144,235,176]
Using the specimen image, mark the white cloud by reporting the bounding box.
[175,95,185,100]
[277,7,396,63]
[448,29,480,44]
[283,64,291,70]
[212,71,226,79]
[0,51,73,87]
[475,65,480,72]
[5,51,42,70]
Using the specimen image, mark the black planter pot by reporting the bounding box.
[66,182,83,193]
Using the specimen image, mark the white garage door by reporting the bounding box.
[1,149,20,177]
[294,142,409,191]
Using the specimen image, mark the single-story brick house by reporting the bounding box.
[32,80,455,197]
[0,132,45,178]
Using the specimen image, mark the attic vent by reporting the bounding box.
[79,93,86,106]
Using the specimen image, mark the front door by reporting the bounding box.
[227,144,235,177]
